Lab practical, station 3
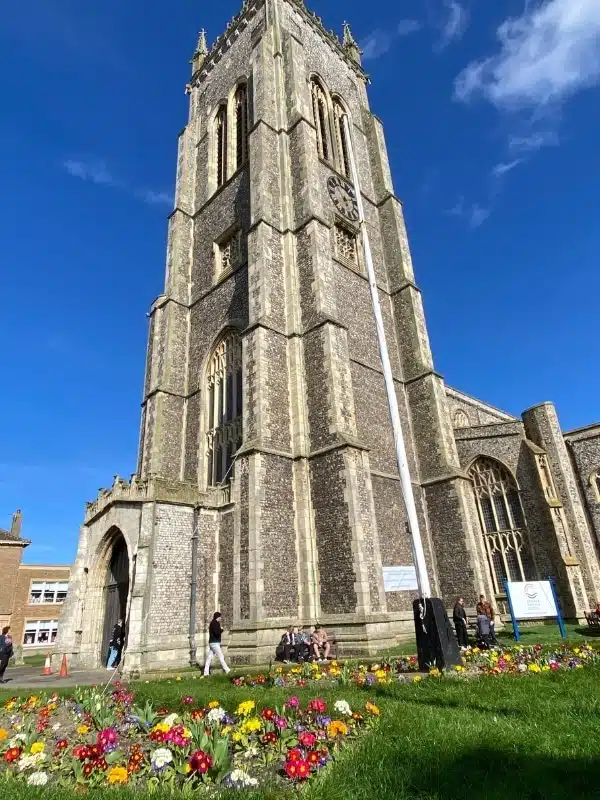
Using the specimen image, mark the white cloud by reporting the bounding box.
[447,197,491,229]
[63,159,116,186]
[509,130,559,153]
[62,157,172,208]
[491,159,522,177]
[454,0,600,110]
[361,19,421,61]
[436,1,469,52]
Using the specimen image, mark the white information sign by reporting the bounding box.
[506,581,558,619]
[383,566,418,592]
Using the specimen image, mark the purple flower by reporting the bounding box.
[274,716,287,729]
[316,715,332,727]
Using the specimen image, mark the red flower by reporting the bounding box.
[191,709,205,720]
[89,744,102,759]
[262,732,277,745]
[299,731,317,748]
[55,738,69,751]
[308,699,326,713]
[307,750,320,766]
[189,749,213,774]
[287,748,303,763]
[4,747,21,763]
[95,757,108,771]
[285,758,310,780]
[157,707,169,716]
[262,707,275,720]
[83,763,94,778]
[72,745,90,760]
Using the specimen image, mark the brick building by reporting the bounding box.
[56,0,600,673]
[0,511,71,652]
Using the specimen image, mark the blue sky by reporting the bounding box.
[1,0,598,564]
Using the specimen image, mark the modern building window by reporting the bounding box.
[29,581,69,605]
[235,83,249,170]
[333,99,351,177]
[23,619,59,647]
[206,332,243,487]
[469,457,534,594]
[334,222,359,269]
[310,78,331,162]
[215,104,228,188]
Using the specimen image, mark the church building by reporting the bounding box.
[56,0,600,672]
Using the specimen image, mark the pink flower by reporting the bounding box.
[308,699,326,714]
[285,696,300,709]
[299,731,317,748]
[274,716,288,729]
[182,696,194,705]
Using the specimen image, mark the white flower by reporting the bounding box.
[163,713,179,726]
[243,746,259,759]
[52,723,61,731]
[28,772,49,786]
[207,707,226,724]
[518,664,527,673]
[19,753,47,772]
[230,769,258,787]
[334,700,352,717]
[150,748,174,769]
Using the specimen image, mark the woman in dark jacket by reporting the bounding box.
[0,626,14,683]
[453,598,469,649]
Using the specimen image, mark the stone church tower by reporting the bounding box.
[57,0,600,672]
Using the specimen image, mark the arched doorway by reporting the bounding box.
[100,535,129,664]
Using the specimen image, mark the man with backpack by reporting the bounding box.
[0,626,14,683]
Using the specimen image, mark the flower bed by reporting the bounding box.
[231,643,600,690]
[0,686,379,791]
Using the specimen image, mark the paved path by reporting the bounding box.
[1,666,118,689]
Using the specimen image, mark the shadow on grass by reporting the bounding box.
[406,746,600,800]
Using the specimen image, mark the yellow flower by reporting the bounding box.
[541,665,550,672]
[240,717,262,734]
[0,729,8,742]
[574,648,580,655]
[528,664,541,673]
[107,766,129,785]
[504,653,512,662]
[185,764,192,774]
[365,702,380,716]
[76,725,89,735]
[208,700,220,709]
[327,720,349,738]
[375,669,387,680]
[413,676,422,683]
[236,700,255,717]
[151,722,171,734]
[221,726,231,736]
[429,668,441,678]
[176,676,182,681]
[182,728,192,740]
[232,731,243,742]
[30,742,45,755]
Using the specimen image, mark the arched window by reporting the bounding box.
[591,471,600,503]
[469,457,534,594]
[310,78,331,162]
[235,84,249,170]
[215,105,228,188]
[206,332,243,487]
[453,409,470,429]
[333,99,351,177]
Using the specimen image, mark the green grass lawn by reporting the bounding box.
[3,661,600,800]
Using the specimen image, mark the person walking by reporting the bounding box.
[476,594,498,644]
[203,612,231,676]
[0,626,14,683]
[106,618,124,670]
[453,597,469,649]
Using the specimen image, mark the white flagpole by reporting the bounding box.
[342,115,431,599]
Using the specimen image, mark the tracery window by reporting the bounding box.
[334,223,358,268]
[310,78,331,162]
[591,471,600,503]
[235,84,249,170]
[215,229,242,278]
[333,99,351,177]
[453,409,470,429]
[215,105,228,188]
[206,332,243,487]
[469,457,534,594]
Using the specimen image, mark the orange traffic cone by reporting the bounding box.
[59,654,69,678]
[42,653,52,676]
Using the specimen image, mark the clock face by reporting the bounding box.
[327,176,360,222]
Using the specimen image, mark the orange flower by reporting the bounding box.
[327,720,349,738]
